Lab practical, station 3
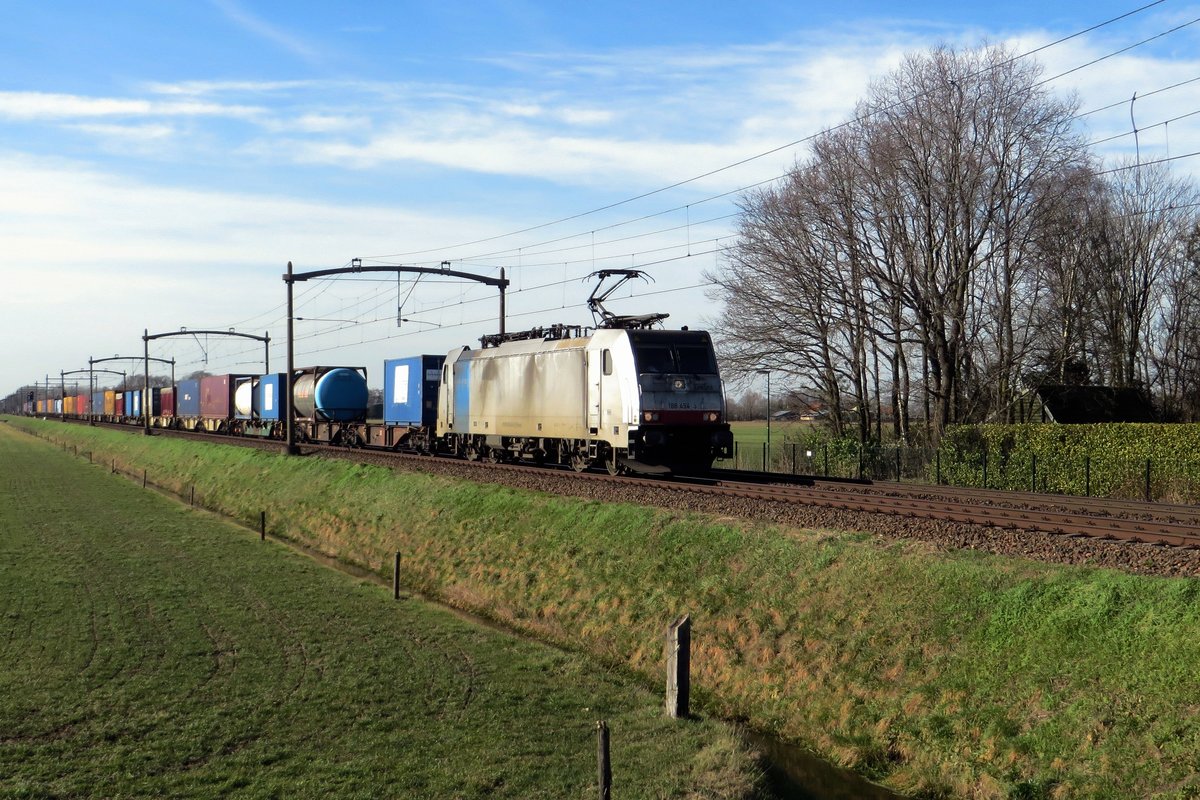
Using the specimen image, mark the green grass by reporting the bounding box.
[0,423,760,799]
[12,418,1200,798]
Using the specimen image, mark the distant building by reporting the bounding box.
[1023,385,1157,424]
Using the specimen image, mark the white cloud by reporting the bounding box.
[210,0,323,63]
[0,91,264,121]
[69,122,176,142]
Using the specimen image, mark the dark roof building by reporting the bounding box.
[1033,385,1157,424]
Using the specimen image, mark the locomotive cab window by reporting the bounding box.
[602,349,612,376]
[635,345,674,374]
[676,345,717,374]
[632,339,718,375]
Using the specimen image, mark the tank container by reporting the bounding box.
[292,367,368,422]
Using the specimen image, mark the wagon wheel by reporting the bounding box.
[486,448,503,463]
[569,452,590,472]
[605,451,625,476]
[465,445,480,461]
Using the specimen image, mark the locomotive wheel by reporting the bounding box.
[569,452,589,472]
[605,452,625,476]
[465,446,480,461]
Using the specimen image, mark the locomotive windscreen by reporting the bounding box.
[629,332,719,375]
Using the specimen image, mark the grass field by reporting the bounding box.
[0,423,759,799]
[10,418,1200,799]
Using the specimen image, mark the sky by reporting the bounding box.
[3,0,1199,396]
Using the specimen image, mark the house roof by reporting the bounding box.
[1035,385,1156,424]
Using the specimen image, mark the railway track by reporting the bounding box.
[49,417,1200,551]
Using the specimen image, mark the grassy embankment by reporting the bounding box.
[10,417,1200,799]
[0,423,758,799]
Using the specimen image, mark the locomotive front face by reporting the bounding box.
[624,330,733,468]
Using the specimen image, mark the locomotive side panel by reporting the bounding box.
[469,343,589,440]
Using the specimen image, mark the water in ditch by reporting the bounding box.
[745,729,908,799]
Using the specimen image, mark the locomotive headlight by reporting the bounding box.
[643,411,660,422]
[705,412,719,422]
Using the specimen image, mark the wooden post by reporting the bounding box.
[596,721,611,800]
[1145,459,1152,502]
[1085,456,1091,497]
[190,485,195,506]
[665,614,691,718]
[112,459,116,474]
[142,469,147,488]
[393,552,402,600]
[260,511,266,541]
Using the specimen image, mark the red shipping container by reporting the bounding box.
[160,387,175,417]
[115,394,125,416]
[200,374,252,419]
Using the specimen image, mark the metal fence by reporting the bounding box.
[715,440,1200,503]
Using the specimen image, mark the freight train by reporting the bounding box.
[41,325,734,475]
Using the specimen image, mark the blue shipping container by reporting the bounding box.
[257,373,287,421]
[383,355,445,426]
[176,379,201,417]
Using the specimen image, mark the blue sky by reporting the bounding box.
[3,1,1199,395]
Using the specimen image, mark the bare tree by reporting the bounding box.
[711,44,1092,443]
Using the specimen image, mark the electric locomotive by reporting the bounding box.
[436,323,732,474]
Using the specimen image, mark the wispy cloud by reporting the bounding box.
[0,91,263,121]
[209,0,323,62]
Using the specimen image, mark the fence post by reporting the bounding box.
[260,511,266,541]
[857,442,863,480]
[936,450,942,485]
[1145,459,1152,502]
[896,447,902,482]
[393,552,402,600]
[982,449,988,489]
[791,443,796,475]
[1031,454,1037,493]
[596,721,612,800]
[143,469,147,489]
[665,614,691,719]
[823,444,829,477]
[190,485,195,506]
[762,442,767,472]
[734,441,739,470]
[1085,456,1091,497]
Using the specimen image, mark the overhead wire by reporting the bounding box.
[191,1,1198,369]
[357,0,1171,263]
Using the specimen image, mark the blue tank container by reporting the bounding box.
[293,367,368,422]
[176,379,201,417]
[383,355,445,426]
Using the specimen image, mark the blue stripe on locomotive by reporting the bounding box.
[453,359,471,430]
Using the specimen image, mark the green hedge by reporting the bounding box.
[937,423,1200,501]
